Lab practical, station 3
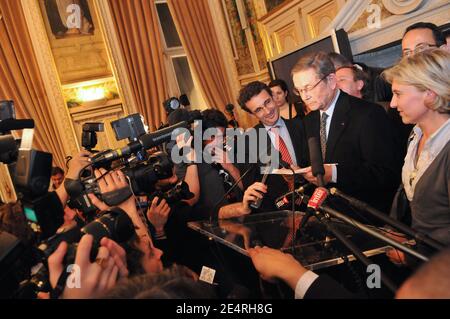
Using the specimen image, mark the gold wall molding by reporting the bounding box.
[259,0,346,59]
[38,0,113,84]
[348,0,450,55]
[20,0,80,157]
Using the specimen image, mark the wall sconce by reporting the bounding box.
[76,87,106,102]
[62,77,119,108]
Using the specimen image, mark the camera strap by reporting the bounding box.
[49,269,70,299]
[102,187,133,206]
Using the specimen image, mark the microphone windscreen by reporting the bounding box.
[0,119,34,132]
[308,137,325,178]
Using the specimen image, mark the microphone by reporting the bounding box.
[0,119,34,133]
[275,183,312,209]
[139,120,191,149]
[299,137,327,230]
[249,169,269,210]
[307,137,325,186]
[91,116,201,167]
[90,141,143,167]
[307,186,328,211]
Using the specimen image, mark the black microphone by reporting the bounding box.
[307,137,325,187]
[91,116,201,167]
[299,137,327,230]
[249,169,269,210]
[274,183,312,209]
[139,120,191,150]
[0,119,34,133]
[141,111,201,149]
[90,141,143,167]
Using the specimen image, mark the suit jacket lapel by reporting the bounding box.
[325,93,351,161]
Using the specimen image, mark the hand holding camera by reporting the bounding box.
[47,234,128,299]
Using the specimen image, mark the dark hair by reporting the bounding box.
[103,265,217,299]
[0,202,35,246]
[268,79,289,103]
[121,234,146,276]
[167,108,190,126]
[404,22,446,47]
[444,29,450,44]
[328,52,352,69]
[291,51,335,79]
[201,109,228,130]
[238,81,272,113]
[268,79,288,93]
[51,166,64,176]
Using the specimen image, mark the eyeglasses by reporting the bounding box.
[402,43,438,57]
[252,98,273,115]
[293,74,329,97]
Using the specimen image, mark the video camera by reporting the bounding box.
[149,180,194,207]
[67,111,201,217]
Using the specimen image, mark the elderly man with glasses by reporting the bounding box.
[291,51,402,217]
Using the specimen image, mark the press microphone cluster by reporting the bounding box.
[274,183,313,209]
[91,114,201,167]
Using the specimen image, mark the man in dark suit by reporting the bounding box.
[291,51,401,215]
[218,81,308,219]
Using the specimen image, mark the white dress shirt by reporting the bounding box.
[263,117,298,166]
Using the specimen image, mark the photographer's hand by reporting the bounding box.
[92,168,135,212]
[92,168,151,245]
[66,150,92,180]
[48,235,126,299]
[147,197,171,233]
[56,150,92,206]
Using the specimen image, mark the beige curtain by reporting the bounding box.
[108,0,169,131]
[167,0,237,114]
[0,1,66,168]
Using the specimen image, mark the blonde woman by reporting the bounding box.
[383,49,450,264]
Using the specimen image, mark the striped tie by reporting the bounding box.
[271,126,293,166]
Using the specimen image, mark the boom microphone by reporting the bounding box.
[91,115,201,167]
[0,119,35,133]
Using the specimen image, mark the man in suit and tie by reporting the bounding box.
[218,81,308,219]
[291,51,401,215]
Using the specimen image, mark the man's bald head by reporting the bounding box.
[397,249,450,299]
